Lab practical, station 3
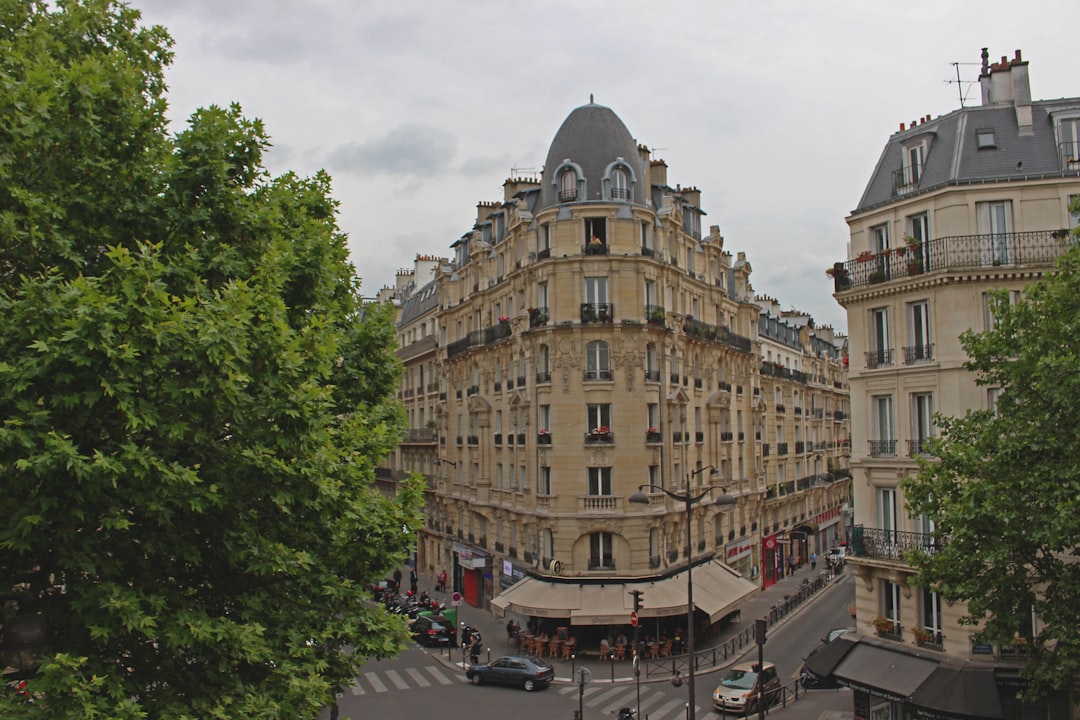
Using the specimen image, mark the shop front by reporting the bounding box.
[454,544,490,608]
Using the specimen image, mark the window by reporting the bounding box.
[906,301,932,363]
[585,277,608,304]
[645,343,659,381]
[871,223,891,253]
[589,532,614,569]
[983,289,1021,330]
[921,587,943,636]
[1056,117,1080,168]
[647,403,659,429]
[1069,194,1079,229]
[586,403,611,432]
[559,168,578,202]
[539,224,551,255]
[987,387,1003,413]
[537,344,550,382]
[542,529,553,561]
[610,166,630,201]
[868,307,891,368]
[882,579,902,626]
[538,466,551,495]
[976,200,1013,265]
[910,392,934,456]
[871,395,895,456]
[975,129,996,149]
[587,467,612,496]
[641,222,653,253]
[879,487,899,536]
[649,528,660,564]
[585,340,611,380]
[903,143,924,185]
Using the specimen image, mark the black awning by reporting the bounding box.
[910,665,1004,719]
[802,636,856,680]
[833,643,939,702]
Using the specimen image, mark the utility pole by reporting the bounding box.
[630,589,645,719]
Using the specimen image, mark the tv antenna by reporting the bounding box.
[946,60,981,108]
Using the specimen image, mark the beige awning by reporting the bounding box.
[490,560,757,626]
[691,560,758,623]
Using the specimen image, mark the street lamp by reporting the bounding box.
[629,466,736,720]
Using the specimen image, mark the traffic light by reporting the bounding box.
[629,589,645,613]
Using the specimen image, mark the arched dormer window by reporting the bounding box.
[603,158,636,201]
[554,160,584,203]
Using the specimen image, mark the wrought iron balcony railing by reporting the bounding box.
[904,343,934,364]
[833,230,1074,293]
[848,525,946,562]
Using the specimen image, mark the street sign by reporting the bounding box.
[451,592,463,606]
[574,667,592,687]
[629,611,639,627]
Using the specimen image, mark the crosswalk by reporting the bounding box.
[347,660,704,720]
[346,664,456,696]
[556,682,705,720]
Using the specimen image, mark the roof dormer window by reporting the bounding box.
[603,158,636,202]
[555,161,582,203]
[975,129,996,149]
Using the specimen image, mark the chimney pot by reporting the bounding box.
[900,123,906,131]
[1014,49,1022,63]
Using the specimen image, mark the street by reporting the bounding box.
[322,573,855,720]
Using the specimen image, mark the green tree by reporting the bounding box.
[0,2,421,717]
[904,238,1080,699]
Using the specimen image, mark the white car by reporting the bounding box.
[713,661,781,715]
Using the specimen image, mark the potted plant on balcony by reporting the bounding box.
[855,250,875,263]
[870,616,896,634]
[589,425,611,441]
[537,428,551,444]
[647,307,666,325]
[912,627,936,644]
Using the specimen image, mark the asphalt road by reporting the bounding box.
[323,575,856,720]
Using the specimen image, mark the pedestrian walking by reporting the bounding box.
[409,568,418,594]
[438,569,447,592]
[810,551,817,571]
[789,554,796,573]
[469,637,482,665]
[392,567,402,592]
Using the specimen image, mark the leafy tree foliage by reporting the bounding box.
[0,2,421,717]
[904,238,1080,699]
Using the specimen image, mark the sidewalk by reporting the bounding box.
[413,562,848,687]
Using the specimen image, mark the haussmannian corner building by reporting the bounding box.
[377,99,852,638]
[820,48,1080,719]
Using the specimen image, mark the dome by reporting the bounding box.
[538,101,647,212]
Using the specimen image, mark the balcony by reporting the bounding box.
[848,525,945,562]
[832,230,1074,293]
[645,304,666,327]
[1059,140,1080,170]
[537,431,552,445]
[583,241,609,256]
[907,438,933,457]
[865,348,893,369]
[585,430,614,445]
[584,369,613,381]
[645,430,662,444]
[644,369,661,382]
[580,495,619,512]
[903,343,935,364]
[891,160,923,195]
[536,371,551,384]
[682,316,753,353]
[401,428,437,444]
[528,306,549,328]
[869,439,897,457]
[581,302,613,324]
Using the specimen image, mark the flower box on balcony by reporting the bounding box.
[645,429,662,444]
[537,430,552,445]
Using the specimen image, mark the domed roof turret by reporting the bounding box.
[538,100,646,211]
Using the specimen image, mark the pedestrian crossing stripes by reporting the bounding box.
[557,681,705,720]
[349,664,456,695]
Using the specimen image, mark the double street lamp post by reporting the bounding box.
[629,467,736,720]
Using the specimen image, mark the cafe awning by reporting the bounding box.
[833,643,939,702]
[910,664,1004,719]
[490,559,757,626]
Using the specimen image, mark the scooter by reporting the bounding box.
[616,708,636,720]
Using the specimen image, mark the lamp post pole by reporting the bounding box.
[629,468,736,720]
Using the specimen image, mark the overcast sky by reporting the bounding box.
[131,0,1079,332]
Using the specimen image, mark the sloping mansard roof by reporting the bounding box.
[853,98,1080,215]
[538,100,648,211]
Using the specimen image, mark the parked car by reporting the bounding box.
[410,615,456,647]
[712,661,781,715]
[466,655,554,691]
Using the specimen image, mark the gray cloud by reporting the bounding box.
[325,123,458,177]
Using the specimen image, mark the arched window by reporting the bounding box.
[559,168,578,202]
[585,341,611,381]
[589,532,614,570]
[611,167,630,200]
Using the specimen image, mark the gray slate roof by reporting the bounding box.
[538,101,647,212]
[854,99,1080,215]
